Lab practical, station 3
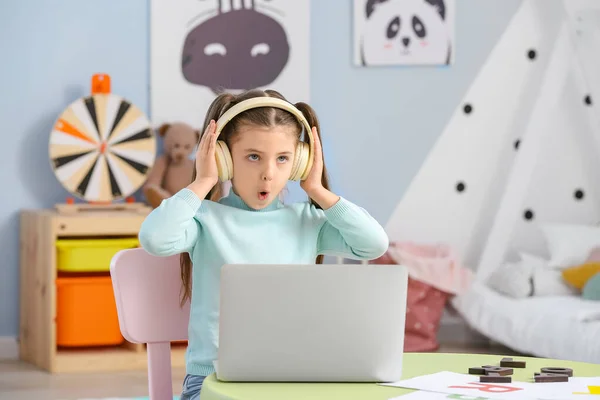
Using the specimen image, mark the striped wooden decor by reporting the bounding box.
[49,93,156,203]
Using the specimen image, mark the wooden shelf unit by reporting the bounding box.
[19,207,187,373]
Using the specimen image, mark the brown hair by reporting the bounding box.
[179,89,331,306]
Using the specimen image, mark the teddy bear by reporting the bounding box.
[143,122,199,208]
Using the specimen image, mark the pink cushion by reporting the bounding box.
[371,251,450,352]
[403,278,450,352]
[386,241,472,295]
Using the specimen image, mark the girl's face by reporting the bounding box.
[229,124,298,210]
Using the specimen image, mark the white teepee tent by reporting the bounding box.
[384,0,600,279]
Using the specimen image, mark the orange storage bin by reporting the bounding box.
[56,276,124,347]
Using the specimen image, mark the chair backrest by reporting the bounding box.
[110,248,191,399]
[110,247,190,344]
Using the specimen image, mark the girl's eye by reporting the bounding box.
[277,156,288,163]
[248,154,259,161]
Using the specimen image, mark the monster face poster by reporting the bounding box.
[150,0,310,127]
[354,0,455,66]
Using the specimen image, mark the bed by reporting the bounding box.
[450,280,600,364]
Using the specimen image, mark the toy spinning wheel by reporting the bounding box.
[49,74,157,205]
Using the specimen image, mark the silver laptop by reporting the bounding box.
[214,263,408,383]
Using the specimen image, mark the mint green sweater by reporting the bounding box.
[138,187,389,376]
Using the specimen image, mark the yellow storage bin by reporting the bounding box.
[56,238,139,272]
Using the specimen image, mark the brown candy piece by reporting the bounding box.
[541,367,573,377]
[481,373,512,383]
[482,366,513,376]
[468,365,513,376]
[500,357,526,368]
[468,367,486,375]
[534,372,569,383]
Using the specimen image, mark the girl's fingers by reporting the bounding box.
[211,120,219,142]
[208,130,216,153]
[312,127,322,158]
[207,120,218,154]
[197,135,206,155]
[200,120,215,153]
[198,130,208,153]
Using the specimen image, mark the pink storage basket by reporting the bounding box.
[385,241,472,296]
[371,241,472,352]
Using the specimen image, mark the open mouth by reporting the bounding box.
[258,191,269,201]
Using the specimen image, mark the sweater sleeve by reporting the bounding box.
[138,188,203,257]
[316,197,389,260]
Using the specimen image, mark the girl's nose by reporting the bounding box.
[261,162,275,181]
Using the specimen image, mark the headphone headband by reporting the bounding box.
[214,97,315,177]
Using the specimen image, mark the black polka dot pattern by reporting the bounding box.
[528,49,536,60]
[456,182,466,192]
[574,189,585,200]
[524,209,534,221]
[464,104,473,114]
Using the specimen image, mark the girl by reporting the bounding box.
[138,89,389,399]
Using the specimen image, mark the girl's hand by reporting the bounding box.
[194,119,219,187]
[300,127,340,209]
[300,127,324,195]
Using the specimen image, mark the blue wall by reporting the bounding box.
[0,0,521,337]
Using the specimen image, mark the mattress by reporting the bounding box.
[450,281,600,364]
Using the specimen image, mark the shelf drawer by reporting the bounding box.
[56,276,124,347]
[56,238,139,272]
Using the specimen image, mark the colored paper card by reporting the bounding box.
[380,371,600,400]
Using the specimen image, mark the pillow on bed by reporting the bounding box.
[563,262,600,290]
[486,254,536,298]
[587,247,600,262]
[540,223,600,268]
[582,272,600,301]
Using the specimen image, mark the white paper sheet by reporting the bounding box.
[389,391,488,399]
[380,371,600,400]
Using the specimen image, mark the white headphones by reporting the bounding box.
[213,97,315,182]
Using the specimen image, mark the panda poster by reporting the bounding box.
[354,0,455,66]
[150,0,310,128]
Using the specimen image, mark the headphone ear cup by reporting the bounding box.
[289,144,302,181]
[290,142,310,181]
[215,140,233,182]
[298,142,311,181]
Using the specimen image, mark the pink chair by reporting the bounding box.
[110,248,190,400]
